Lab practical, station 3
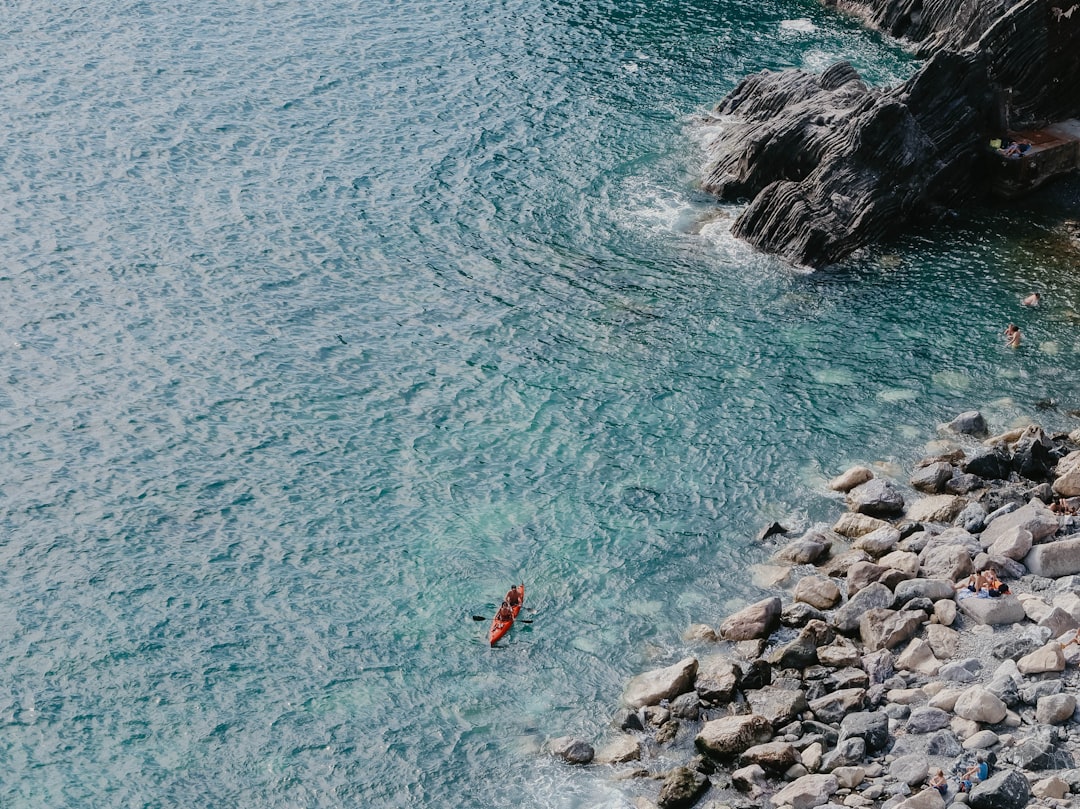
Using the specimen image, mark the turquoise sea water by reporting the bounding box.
[3,1,1080,807]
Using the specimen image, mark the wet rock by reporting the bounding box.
[695,714,774,758]
[781,601,827,628]
[695,656,741,704]
[775,537,829,565]
[550,736,594,764]
[656,765,709,809]
[848,479,905,519]
[963,447,1011,481]
[719,597,782,641]
[830,466,874,493]
[945,411,988,438]
[793,575,842,610]
[595,734,642,764]
[911,462,955,494]
[624,657,699,708]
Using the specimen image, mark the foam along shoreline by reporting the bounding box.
[549,410,1080,809]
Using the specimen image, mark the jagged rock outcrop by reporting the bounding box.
[701,0,1080,268]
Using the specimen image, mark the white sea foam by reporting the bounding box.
[781,18,817,33]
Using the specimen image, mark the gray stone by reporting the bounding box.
[695,656,741,704]
[550,736,594,764]
[938,658,983,683]
[968,769,1031,809]
[911,462,955,494]
[794,575,842,610]
[739,740,799,773]
[860,608,924,651]
[775,538,829,565]
[847,561,887,595]
[853,525,902,557]
[820,736,866,772]
[839,710,890,754]
[944,411,987,437]
[890,753,929,786]
[832,583,895,634]
[894,578,956,605]
[782,601,827,628]
[1035,693,1076,724]
[657,765,709,809]
[1010,727,1075,770]
[953,686,1007,724]
[771,773,839,809]
[956,501,988,532]
[847,478,905,519]
[747,687,809,728]
[1024,537,1080,578]
[861,648,895,684]
[906,494,969,525]
[957,595,1026,626]
[925,729,963,757]
[981,501,1059,547]
[695,714,774,758]
[719,597,782,641]
[624,656,699,708]
[1053,449,1080,497]
[809,688,866,725]
[907,707,951,734]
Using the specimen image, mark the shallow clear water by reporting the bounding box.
[2,1,1080,807]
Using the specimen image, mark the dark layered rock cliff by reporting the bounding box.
[701,0,1080,268]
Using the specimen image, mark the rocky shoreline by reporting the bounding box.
[549,410,1080,809]
[698,0,1080,268]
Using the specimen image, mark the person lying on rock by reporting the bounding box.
[985,571,1010,597]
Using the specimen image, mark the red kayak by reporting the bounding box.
[488,584,525,646]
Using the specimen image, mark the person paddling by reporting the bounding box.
[494,601,514,623]
[505,585,522,609]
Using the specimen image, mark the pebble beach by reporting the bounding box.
[550,411,1080,809]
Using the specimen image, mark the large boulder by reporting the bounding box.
[953,685,1007,724]
[847,478,905,518]
[695,714,774,758]
[832,582,894,634]
[1024,537,1080,578]
[906,494,968,524]
[657,765,709,809]
[623,657,698,708]
[694,655,741,704]
[839,710,890,754]
[719,597,782,641]
[968,769,1032,809]
[770,773,839,809]
[957,595,1026,626]
[981,501,1059,548]
[1053,450,1080,497]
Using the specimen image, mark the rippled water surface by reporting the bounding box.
[3,1,1080,807]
